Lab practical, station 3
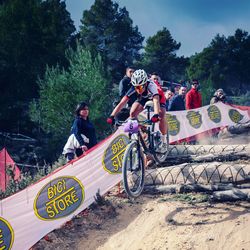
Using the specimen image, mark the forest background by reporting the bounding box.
[0,0,250,166]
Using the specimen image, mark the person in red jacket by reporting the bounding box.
[185,79,202,144]
[185,79,202,109]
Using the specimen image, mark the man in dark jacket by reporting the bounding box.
[168,86,187,111]
[116,66,136,122]
[119,66,136,107]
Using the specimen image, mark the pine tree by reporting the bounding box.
[79,0,144,83]
[138,27,188,81]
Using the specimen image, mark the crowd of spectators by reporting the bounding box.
[163,79,227,111]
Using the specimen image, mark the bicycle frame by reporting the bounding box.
[126,115,163,164]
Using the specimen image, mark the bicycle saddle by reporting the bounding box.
[144,100,154,109]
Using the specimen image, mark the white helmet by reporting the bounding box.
[131,69,148,87]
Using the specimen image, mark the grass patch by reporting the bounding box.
[172,193,209,203]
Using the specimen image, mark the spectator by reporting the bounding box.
[185,79,202,144]
[165,90,174,111]
[210,88,227,104]
[119,66,136,107]
[209,88,228,140]
[63,102,97,162]
[116,66,136,122]
[173,84,181,95]
[168,86,187,111]
[150,72,168,144]
[150,72,163,86]
[185,79,202,109]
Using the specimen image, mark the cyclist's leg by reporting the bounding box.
[159,105,168,144]
[130,101,144,119]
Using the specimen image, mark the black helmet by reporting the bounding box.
[75,102,88,116]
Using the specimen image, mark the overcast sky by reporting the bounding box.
[65,0,250,57]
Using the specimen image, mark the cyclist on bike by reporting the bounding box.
[107,69,168,150]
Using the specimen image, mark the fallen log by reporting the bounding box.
[226,121,250,135]
[211,188,250,202]
[145,162,250,186]
[163,151,250,166]
[143,185,250,202]
[143,183,236,195]
[167,144,250,157]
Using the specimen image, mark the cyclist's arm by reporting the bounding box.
[110,96,129,116]
[152,94,160,115]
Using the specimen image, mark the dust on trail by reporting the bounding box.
[34,193,250,250]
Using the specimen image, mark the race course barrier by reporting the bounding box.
[0,102,249,250]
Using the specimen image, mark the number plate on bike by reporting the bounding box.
[123,120,139,133]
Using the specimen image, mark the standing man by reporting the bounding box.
[116,66,136,122]
[165,90,174,111]
[119,66,136,107]
[185,79,202,144]
[185,79,202,110]
[168,86,187,111]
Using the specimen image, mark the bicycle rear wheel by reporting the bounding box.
[122,141,145,198]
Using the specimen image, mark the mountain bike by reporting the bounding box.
[121,101,169,198]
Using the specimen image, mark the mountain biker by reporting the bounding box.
[107,69,168,149]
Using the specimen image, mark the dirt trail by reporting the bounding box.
[34,193,250,250]
[77,195,250,250]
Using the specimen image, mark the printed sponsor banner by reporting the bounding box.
[34,176,85,220]
[0,217,14,250]
[166,102,250,143]
[0,102,249,250]
[102,134,130,174]
[207,105,222,123]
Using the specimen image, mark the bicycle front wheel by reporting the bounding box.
[122,141,145,198]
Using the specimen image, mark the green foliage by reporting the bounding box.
[200,79,216,105]
[172,193,209,203]
[80,0,144,82]
[138,27,188,81]
[187,29,250,100]
[0,0,75,133]
[30,44,113,158]
[230,91,250,106]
